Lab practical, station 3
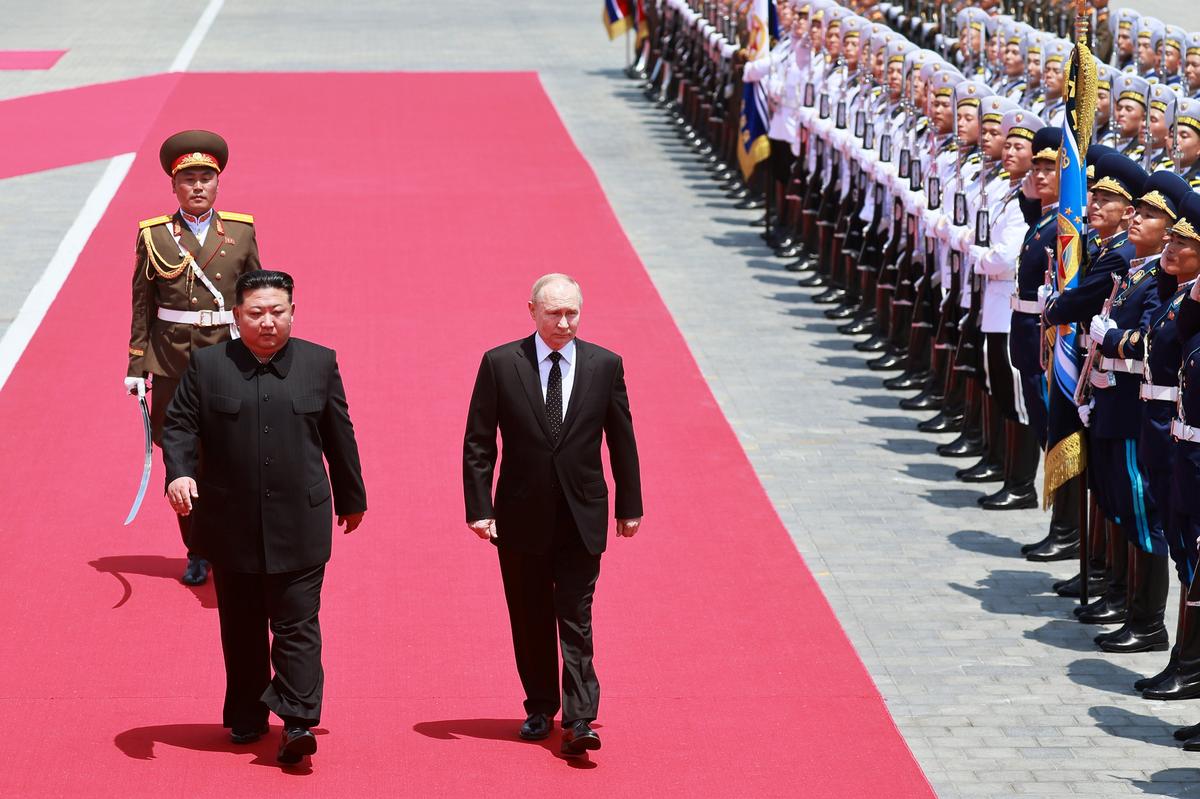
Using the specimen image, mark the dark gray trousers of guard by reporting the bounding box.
[212,564,325,730]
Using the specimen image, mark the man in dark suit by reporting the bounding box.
[162,270,366,766]
[463,273,643,757]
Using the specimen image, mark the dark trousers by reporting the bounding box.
[212,564,325,730]
[497,503,602,725]
[153,376,198,560]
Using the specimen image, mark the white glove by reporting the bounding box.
[124,376,146,397]
[1036,283,1057,311]
[1077,399,1094,428]
[1090,315,1117,345]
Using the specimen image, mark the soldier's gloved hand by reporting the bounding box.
[1077,399,1094,428]
[124,376,147,397]
[1090,315,1117,345]
[1036,283,1057,311]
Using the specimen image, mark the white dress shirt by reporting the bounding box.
[534,333,576,413]
[179,207,213,246]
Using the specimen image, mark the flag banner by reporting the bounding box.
[604,0,633,40]
[1044,14,1098,505]
[738,0,773,178]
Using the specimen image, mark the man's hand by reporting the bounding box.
[124,376,147,397]
[338,512,365,534]
[468,519,498,540]
[616,517,642,538]
[167,477,198,516]
[1090,315,1116,345]
[1078,399,1094,428]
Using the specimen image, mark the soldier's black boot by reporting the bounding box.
[980,421,1039,510]
[1099,549,1170,652]
[938,382,984,458]
[957,396,1005,482]
[1136,590,1189,691]
[1077,533,1129,624]
[1024,477,1079,551]
[1145,576,1200,700]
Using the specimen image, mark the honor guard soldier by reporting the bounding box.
[1113,73,1150,163]
[1095,63,1121,146]
[998,22,1029,100]
[1111,8,1140,73]
[1147,82,1180,172]
[1164,25,1187,88]
[125,130,262,585]
[1041,39,1070,126]
[1176,98,1200,186]
[1133,193,1200,701]
[1186,33,1200,99]
[1020,30,1047,114]
[1134,16,1166,83]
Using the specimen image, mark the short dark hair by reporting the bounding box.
[236,270,294,305]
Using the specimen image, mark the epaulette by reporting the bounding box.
[999,170,1011,180]
[138,215,171,229]
[217,211,254,224]
[965,151,983,165]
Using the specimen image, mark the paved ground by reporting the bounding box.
[5,2,1200,796]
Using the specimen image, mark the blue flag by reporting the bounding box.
[738,0,773,178]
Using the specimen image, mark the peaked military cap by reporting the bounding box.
[159,130,228,176]
[954,79,994,108]
[1188,32,1200,58]
[1138,170,1190,219]
[1135,16,1166,51]
[1109,7,1140,37]
[1177,97,1200,134]
[1001,109,1044,141]
[981,95,1019,125]
[1149,83,1179,127]
[1091,153,1148,201]
[1115,74,1151,110]
[1031,126,1063,161]
[1170,192,1200,243]
[1085,144,1118,181]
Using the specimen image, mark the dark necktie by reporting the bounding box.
[546,351,563,441]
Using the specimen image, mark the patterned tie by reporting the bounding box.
[546,351,563,441]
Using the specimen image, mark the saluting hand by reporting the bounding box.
[616,518,642,538]
[468,519,498,541]
[338,512,364,534]
[166,477,199,516]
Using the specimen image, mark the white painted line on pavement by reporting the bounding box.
[170,0,225,73]
[0,153,135,393]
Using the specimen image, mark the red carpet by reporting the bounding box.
[0,50,65,70]
[0,73,933,797]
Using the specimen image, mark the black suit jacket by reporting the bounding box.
[463,335,642,555]
[163,337,367,574]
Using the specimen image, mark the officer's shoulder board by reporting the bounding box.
[217,211,254,224]
[138,215,171,230]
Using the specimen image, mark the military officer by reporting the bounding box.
[125,130,262,586]
[1113,73,1151,163]
[1147,83,1180,172]
[1176,97,1200,186]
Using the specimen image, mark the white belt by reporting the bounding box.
[1089,370,1115,389]
[157,307,235,327]
[1141,384,1178,403]
[1172,419,1200,443]
[1010,296,1041,314]
[1099,356,1142,373]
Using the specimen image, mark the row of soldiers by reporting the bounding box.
[629,0,1200,751]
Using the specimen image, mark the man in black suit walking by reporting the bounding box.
[463,273,643,757]
[162,270,367,765]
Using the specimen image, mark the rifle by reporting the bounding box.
[1074,273,1123,406]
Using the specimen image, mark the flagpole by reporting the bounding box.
[1074,0,1091,607]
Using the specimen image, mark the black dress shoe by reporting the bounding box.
[1098,625,1169,653]
[519,713,552,741]
[181,556,209,586]
[956,460,1004,483]
[824,303,859,320]
[854,334,889,352]
[1135,660,1179,692]
[812,287,847,305]
[899,391,943,411]
[1052,571,1107,598]
[776,245,802,259]
[867,351,906,371]
[838,317,874,335]
[784,258,811,273]
[1076,598,1128,625]
[277,726,317,765]
[936,435,984,458]
[1143,672,1200,701]
[1073,594,1109,617]
[231,723,269,744]
[979,486,1039,511]
[1021,533,1052,555]
[1183,733,1200,751]
[917,411,964,434]
[734,196,765,210]
[1174,721,1200,741]
[726,186,749,200]
[1024,534,1078,559]
[561,721,602,757]
[883,371,929,391]
[796,272,827,288]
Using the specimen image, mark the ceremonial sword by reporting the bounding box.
[124,377,152,525]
